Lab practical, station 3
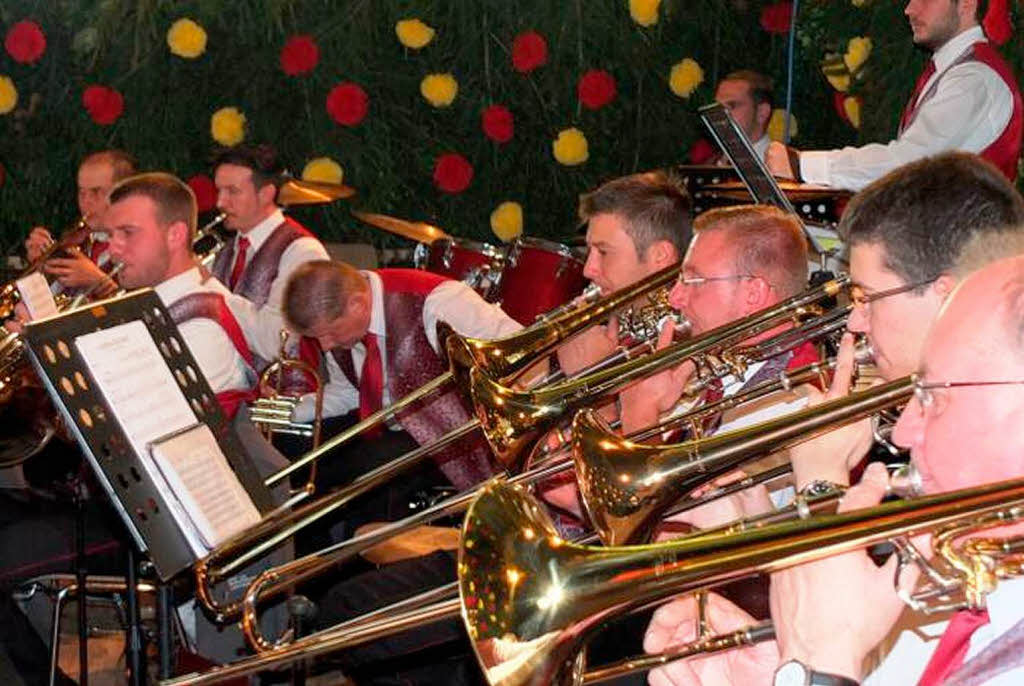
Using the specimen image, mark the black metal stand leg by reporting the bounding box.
[157,583,173,679]
[287,595,317,686]
[125,549,146,686]
[73,480,89,686]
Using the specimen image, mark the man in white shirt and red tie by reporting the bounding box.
[210,144,330,365]
[765,0,1022,191]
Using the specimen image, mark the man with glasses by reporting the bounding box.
[641,152,1024,685]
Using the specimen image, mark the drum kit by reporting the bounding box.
[350,209,588,326]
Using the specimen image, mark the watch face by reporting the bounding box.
[775,660,808,686]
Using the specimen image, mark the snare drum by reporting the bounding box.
[415,237,505,300]
[497,237,587,325]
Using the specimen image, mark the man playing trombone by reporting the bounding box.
[642,153,1024,685]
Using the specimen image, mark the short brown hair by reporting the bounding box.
[579,170,692,258]
[211,144,284,191]
[109,172,197,237]
[81,149,138,182]
[283,260,369,333]
[721,70,774,109]
[694,205,808,297]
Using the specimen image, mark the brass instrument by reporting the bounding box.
[459,477,1024,686]
[199,278,845,627]
[232,351,872,653]
[193,264,683,620]
[0,217,93,321]
[193,212,229,267]
[251,330,324,450]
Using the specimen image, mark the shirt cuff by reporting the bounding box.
[798,150,832,187]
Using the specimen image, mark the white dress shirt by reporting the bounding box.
[294,271,522,422]
[155,266,254,395]
[230,209,330,360]
[865,577,1024,686]
[800,27,1013,191]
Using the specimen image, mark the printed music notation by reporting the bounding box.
[75,320,259,556]
[15,272,59,321]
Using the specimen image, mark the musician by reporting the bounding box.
[641,153,1024,685]
[713,70,774,162]
[210,144,329,362]
[556,170,691,376]
[23,150,136,301]
[280,260,521,684]
[766,0,1022,191]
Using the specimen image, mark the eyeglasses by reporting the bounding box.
[849,278,936,310]
[677,274,757,287]
[911,373,1024,416]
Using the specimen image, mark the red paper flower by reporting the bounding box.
[577,69,617,110]
[481,105,514,143]
[688,138,716,164]
[760,1,793,35]
[511,31,548,74]
[433,153,474,194]
[5,20,46,64]
[280,34,320,76]
[82,85,124,126]
[187,174,218,213]
[326,82,368,126]
[983,0,1013,45]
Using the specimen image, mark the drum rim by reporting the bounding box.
[429,236,504,257]
[511,236,582,263]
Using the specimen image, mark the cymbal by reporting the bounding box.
[277,178,357,206]
[351,210,450,243]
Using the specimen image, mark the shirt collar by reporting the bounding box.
[154,266,204,306]
[932,25,985,74]
[237,208,285,253]
[362,270,386,338]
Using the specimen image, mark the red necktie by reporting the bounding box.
[358,332,384,426]
[228,236,250,291]
[900,59,937,132]
[918,608,990,686]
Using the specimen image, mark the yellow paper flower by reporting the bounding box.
[852,0,868,6]
[211,107,247,146]
[768,109,798,142]
[629,0,661,27]
[844,97,862,129]
[843,36,872,75]
[552,128,589,166]
[167,18,208,59]
[490,201,524,242]
[669,58,704,98]
[0,76,17,115]
[420,73,458,107]
[821,53,850,92]
[396,19,435,49]
[302,157,344,185]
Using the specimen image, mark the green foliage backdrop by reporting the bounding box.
[0,0,1020,255]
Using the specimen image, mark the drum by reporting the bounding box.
[415,237,505,300]
[497,237,587,325]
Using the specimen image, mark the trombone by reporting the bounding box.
[231,313,848,650]
[160,375,915,684]
[195,277,846,624]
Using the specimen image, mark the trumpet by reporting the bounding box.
[0,217,92,320]
[251,330,324,451]
[193,212,229,267]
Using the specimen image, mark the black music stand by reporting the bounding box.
[697,102,843,262]
[21,289,274,681]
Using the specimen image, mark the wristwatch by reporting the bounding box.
[773,660,859,686]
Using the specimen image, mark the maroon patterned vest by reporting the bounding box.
[328,269,499,490]
[905,41,1022,181]
[168,291,257,420]
[211,217,314,307]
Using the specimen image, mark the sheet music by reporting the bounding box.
[16,272,59,321]
[75,320,197,458]
[150,424,261,552]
